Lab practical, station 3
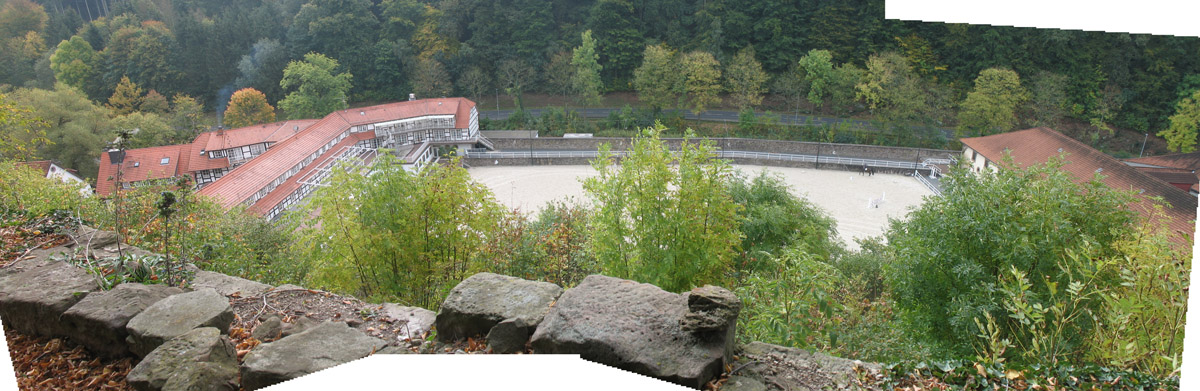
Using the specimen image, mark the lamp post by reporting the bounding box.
[1140,133,1148,157]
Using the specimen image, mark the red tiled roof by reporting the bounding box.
[961,128,1197,245]
[1124,152,1200,171]
[248,132,376,216]
[96,144,187,196]
[333,98,471,126]
[198,98,474,212]
[203,120,317,151]
[15,160,52,175]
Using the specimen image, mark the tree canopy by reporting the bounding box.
[278,52,352,119]
[224,88,276,128]
[583,123,742,292]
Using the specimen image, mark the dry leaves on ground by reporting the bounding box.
[4,326,135,390]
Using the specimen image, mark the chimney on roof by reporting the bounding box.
[217,125,224,135]
[409,93,416,101]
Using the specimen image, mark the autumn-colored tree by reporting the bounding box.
[224,88,276,128]
[1158,89,1200,153]
[957,68,1027,137]
[681,51,722,115]
[725,47,769,110]
[141,90,170,114]
[108,76,144,116]
[633,43,682,111]
[169,94,206,134]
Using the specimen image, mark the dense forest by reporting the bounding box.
[2,0,1199,173]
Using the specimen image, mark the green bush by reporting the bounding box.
[728,169,840,275]
[885,154,1140,354]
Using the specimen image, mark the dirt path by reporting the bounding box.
[468,165,932,250]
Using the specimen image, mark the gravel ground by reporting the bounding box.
[468,165,933,250]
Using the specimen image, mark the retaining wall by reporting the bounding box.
[486,137,955,163]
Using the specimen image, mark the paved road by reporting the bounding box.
[480,108,955,138]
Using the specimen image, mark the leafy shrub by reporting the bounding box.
[583,123,742,292]
[481,199,597,288]
[296,155,505,308]
[0,161,97,222]
[728,169,840,275]
[736,245,846,350]
[885,155,1137,352]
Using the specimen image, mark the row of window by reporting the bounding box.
[244,131,349,206]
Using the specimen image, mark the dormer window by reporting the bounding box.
[160,157,170,165]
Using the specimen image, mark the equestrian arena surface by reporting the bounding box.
[468,164,933,251]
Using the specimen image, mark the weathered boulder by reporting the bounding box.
[126,327,238,391]
[720,376,766,391]
[61,283,183,357]
[280,316,320,338]
[379,304,435,343]
[240,321,387,391]
[251,316,283,342]
[376,346,413,355]
[0,256,99,337]
[161,363,238,391]
[729,342,881,391]
[273,284,307,292]
[435,272,562,342]
[126,289,234,357]
[190,271,272,298]
[486,318,529,354]
[69,226,119,249]
[681,285,741,334]
[530,275,735,389]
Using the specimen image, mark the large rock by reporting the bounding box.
[69,226,119,249]
[251,316,283,342]
[379,304,435,343]
[126,288,234,357]
[61,283,183,357]
[435,272,562,342]
[729,342,881,391]
[126,327,238,391]
[190,271,272,297]
[0,256,99,337]
[240,321,387,391]
[681,285,741,334]
[530,275,735,389]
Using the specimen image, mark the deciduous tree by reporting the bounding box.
[957,68,1027,137]
[50,36,101,95]
[856,52,927,124]
[571,30,604,107]
[224,88,276,128]
[299,154,505,308]
[278,53,353,119]
[458,66,491,105]
[797,49,835,112]
[681,51,721,115]
[9,85,111,179]
[235,38,289,104]
[633,43,681,112]
[411,57,451,99]
[1158,89,1200,152]
[725,47,768,110]
[583,123,742,292]
[886,156,1138,349]
[108,76,144,116]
